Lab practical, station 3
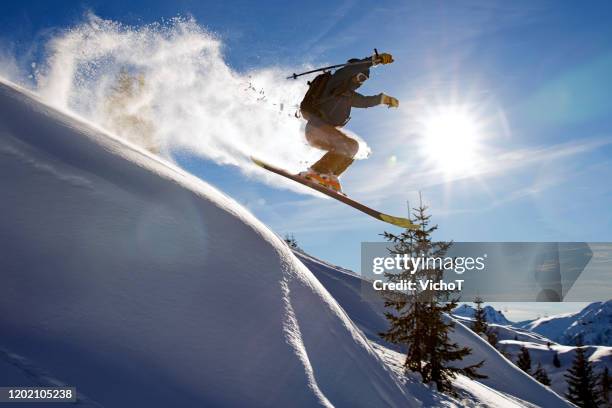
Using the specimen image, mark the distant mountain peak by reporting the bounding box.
[515,300,612,346]
[453,304,513,325]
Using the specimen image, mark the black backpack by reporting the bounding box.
[299,71,332,120]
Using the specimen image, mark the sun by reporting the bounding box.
[419,105,482,176]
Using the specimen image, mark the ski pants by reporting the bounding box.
[305,116,359,176]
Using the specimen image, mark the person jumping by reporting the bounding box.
[298,51,399,193]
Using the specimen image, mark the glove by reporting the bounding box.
[373,52,394,65]
[380,94,399,108]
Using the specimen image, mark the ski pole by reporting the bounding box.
[286,49,380,80]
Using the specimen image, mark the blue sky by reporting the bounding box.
[2,1,611,320]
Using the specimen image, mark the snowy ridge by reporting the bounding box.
[296,251,573,407]
[515,300,612,346]
[0,77,417,407]
[451,316,612,397]
[453,304,513,325]
[0,75,580,407]
[495,339,611,398]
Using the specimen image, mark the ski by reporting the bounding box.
[251,157,418,230]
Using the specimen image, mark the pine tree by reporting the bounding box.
[379,208,424,373]
[487,330,498,348]
[420,300,487,393]
[498,346,513,360]
[379,202,435,373]
[564,344,602,407]
[471,297,488,335]
[379,197,486,394]
[533,363,552,386]
[600,366,610,406]
[516,346,532,373]
[553,351,561,368]
[283,233,299,249]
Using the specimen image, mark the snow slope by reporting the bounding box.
[515,300,612,346]
[0,77,419,407]
[453,304,513,325]
[452,304,612,397]
[452,312,612,397]
[496,339,611,398]
[297,252,573,407]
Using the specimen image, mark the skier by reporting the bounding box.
[298,52,399,193]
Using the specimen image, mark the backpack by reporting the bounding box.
[299,71,332,120]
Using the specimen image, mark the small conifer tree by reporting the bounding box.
[380,196,485,395]
[553,351,561,368]
[487,330,498,348]
[600,366,610,406]
[471,297,488,335]
[283,233,299,249]
[516,346,532,373]
[533,363,552,386]
[564,344,602,407]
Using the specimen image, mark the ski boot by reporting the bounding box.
[298,168,344,195]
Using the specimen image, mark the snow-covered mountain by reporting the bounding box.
[297,251,573,407]
[0,76,574,407]
[302,248,612,402]
[495,339,611,398]
[0,78,417,407]
[515,300,612,346]
[450,312,612,397]
[453,304,513,325]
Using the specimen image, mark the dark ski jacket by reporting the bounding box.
[316,56,381,126]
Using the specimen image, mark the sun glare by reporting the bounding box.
[420,106,482,176]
